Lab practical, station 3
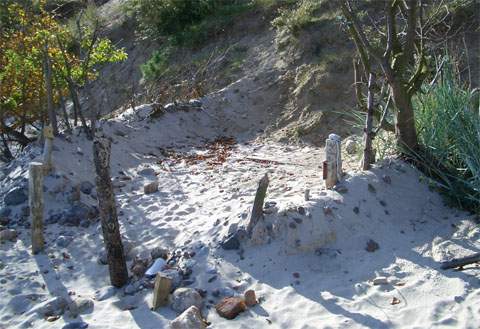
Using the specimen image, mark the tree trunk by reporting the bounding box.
[93,137,128,287]
[29,162,44,254]
[44,44,58,136]
[389,77,418,150]
[362,73,375,170]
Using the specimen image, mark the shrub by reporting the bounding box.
[413,60,480,212]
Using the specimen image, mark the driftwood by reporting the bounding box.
[440,253,480,270]
[93,137,128,287]
[29,162,44,254]
[247,174,269,235]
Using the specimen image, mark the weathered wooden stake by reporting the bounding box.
[361,73,375,170]
[324,134,342,188]
[93,137,128,287]
[152,274,172,310]
[43,126,54,174]
[247,173,269,235]
[29,162,44,254]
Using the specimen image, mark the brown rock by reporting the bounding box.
[365,239,379,252]
[144,181,159,194]
[215,297,246,320]
[244,290,257,307]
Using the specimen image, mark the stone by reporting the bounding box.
[373,277,389,285]
[170,306,206,329]
[68,298,94,317]
[131,262,147,277]
[220,234,240,250]
[4,186,28,206]
[244,290,257,307]
[0,229,17,242]
[170,288,203,313]
[144,181,159,194]
[62,322,89,329]
[67,185,81,203]
[138,167,156,176]
[61,203,98,226]
[151,247,169,260]
[345,139,357,154]
[152,274,172,309]
[56,235,73,248]
[215,297,246,320]
[366,239,379,252]
[79,181,94,195]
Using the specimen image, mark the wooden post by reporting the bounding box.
[361,73,375,170]
[324,134,342,189]
[43,126,54,174]
[152,274,172,310]
[93,137,128,287]
[247,173,269,235]
[29,162,44,254]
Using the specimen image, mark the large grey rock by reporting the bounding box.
[68,298,94,317]
[4,187,28,206]
[60,203,98,226]
[0,229,17,242]
[170,288,203,313]
[170,306,206,329]
[137,167,156,176]
[56,235,73,248]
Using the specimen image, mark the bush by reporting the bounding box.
[413,60,480,212]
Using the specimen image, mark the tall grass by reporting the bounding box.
[413,61,480,213]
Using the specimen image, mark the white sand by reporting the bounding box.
[1,99,479,329]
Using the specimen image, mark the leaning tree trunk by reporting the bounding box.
[93,137,128,287]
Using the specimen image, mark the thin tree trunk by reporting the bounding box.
[362,73,375,170]
[44,44,58,136]
[93,137,128,287]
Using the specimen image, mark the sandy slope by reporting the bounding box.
[1,98,479,329]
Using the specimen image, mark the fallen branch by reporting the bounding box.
[440,252,480,270]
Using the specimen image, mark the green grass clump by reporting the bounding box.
[413,60,480,212]
[272,0,323,34]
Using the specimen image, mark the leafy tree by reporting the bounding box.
[0,1,127,159]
